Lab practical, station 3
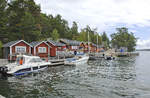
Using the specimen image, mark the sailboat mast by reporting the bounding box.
[97,33,98,52]
[88,31,90,53]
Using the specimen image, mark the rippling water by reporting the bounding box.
[1,51,150,98]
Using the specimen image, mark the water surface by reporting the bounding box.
[0,51,150,98]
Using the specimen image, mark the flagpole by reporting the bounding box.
[88,31,90,53]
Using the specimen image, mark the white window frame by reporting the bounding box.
[15,46,26,53]
[72,46,78,49]
[38,47,47,53]
[57,47,61,51]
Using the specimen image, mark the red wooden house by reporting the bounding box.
[59,39,81,51]
[30,41,50,59]
[46,40,66,57]
[3,40,32,60]
[82,42,97,53]
[79,42,86,52]
[90,43,97,52]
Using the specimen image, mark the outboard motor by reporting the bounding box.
[0,66,8,77]
[106,56,112,60]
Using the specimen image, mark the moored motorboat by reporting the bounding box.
[0,55,51,76]
[104,54,116,60]
[64,54,89,66]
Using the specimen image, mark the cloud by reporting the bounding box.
[35,0,150,27]
[35,0,150,49]
[136,39,150,49]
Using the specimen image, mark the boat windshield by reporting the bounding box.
[29,58,43,63]
[16,57,25,65]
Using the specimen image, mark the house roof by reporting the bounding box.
[47,40,65,46]
[3,40,32,47]
[92,43,97,47]
[30,41,50,47]
[60,39,81,46]
[97,45,103,48]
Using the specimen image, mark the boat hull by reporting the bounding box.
[65,56,89,66]
[12,66,47,76]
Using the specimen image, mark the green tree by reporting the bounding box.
[70,21,79,40]
[111,27,137,52]
[0,0,8,43]
[51,29,59,41]
[7,0,41,42]
[19,12,40,42]
[77,30,88,42]
[101,32,110,47]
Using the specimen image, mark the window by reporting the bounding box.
[15,46,26,53]
[38,47,46,53]
[57,47,61,50]
[29,58,42,62]
[72,46,78,49]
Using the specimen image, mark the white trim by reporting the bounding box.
[48,47,50,57]
[10,46,12,55]
[15,46,26,53]
[34,41,51,48]
[29,47,31,54]
[46,41,55,46]
[10,40,32,47]
[33,41,51,56]
[34,47,36,55]
[38,47,47,53]
[10,46,12,60]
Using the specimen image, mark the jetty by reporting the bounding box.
[115,52,139,57]
[89,53,104,60]
[89,51,139,60]
[48,59,65,66]
[0,59,8,67]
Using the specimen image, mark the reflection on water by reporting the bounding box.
[0,51,150,98]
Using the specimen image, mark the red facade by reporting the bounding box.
[9,40,31,60]
[32,42,50,58]
[47,42,56,57]
[66,45,79,51]
[56,46,66,51]
[89,44,97,52]
[47,42,66,57]
[12,41,31,54]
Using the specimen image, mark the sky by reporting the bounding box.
[34,0,150,49]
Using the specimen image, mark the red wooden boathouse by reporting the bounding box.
[2,40,32,60]
[30,41,50,59]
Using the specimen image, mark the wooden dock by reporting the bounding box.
[115,52,139,57]
[0,59,8,67]
[89,53,104,60]
[89,51,139,59]
[48,59,65,66]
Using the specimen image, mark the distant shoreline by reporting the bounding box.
[136,49,150,51]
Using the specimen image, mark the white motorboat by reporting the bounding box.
[0,55,51,76]
[64,54,89,66]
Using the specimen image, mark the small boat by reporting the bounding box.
[64,54,89,66]
[104,54,116,60]
[0,55,51,76]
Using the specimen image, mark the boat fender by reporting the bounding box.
[46,58,48,62]
[19,59,23,65]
